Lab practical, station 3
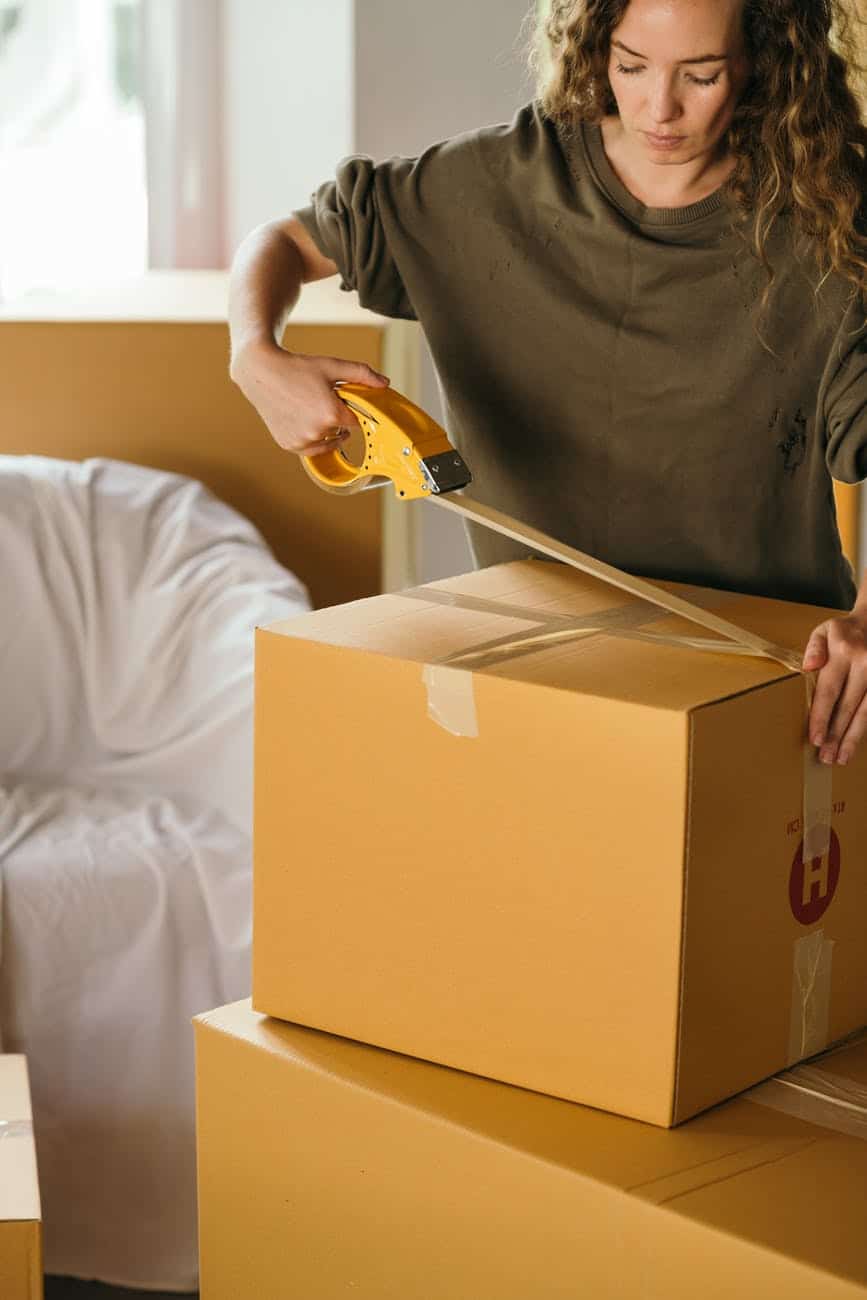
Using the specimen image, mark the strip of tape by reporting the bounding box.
[422,664,479,738]
[0,1120,34,1140]
[410,584,750,675]
[788,929,835,1065]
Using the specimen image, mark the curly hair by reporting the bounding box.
[534,1,867,300]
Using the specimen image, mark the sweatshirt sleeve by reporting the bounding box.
[823,301,867,484]
[295,155,418,322]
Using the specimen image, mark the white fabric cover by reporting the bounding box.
[0,781,249,1290]
[0,455,309,832]
[0,457,311,1289]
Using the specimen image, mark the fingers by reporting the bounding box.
[303,427,351,459]
[324,359,390,434]
[805,623,835,748]
[806,617,867,764]
[809,662,849,756]
[329,393,363,433]
[325,358,390,388]
[802,626,830,672]
[234,346,391,454]
[817,669,858,763]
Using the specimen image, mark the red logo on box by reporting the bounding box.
[789,831,840,925]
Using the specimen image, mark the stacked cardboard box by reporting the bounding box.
[196,558,867,1295]
[0,1057,43,1300]
[196,1000,867,1300]
[251,560,867,1124]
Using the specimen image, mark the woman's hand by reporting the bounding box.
[803,613,867,765]
[230,339,389,457]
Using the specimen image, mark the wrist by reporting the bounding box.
[846,592,867,627]
[229,332,284,383]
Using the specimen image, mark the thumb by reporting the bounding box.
[803,625,830,671]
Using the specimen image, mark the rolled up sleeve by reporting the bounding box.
[295,155,417,321]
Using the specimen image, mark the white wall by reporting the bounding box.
[223,0,354,252]
[355,0,536,582]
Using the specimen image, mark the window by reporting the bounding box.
[0,0,146,300]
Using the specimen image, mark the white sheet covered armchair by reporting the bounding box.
[0,455,310,1290]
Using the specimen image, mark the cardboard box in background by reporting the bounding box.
[253,559,867,1126]
[195,999,867,1300]
[0,1056,43,1300]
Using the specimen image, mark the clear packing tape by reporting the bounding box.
[746,1029,867,1141]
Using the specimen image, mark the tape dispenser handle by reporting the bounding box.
[300,385,377,496]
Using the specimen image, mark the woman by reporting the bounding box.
[228,0,867,764]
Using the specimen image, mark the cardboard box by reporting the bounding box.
[196,999,867,1300]
[0,1057,43,1300]
[253,559,867,1125]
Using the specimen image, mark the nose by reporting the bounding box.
[649,74,682,124]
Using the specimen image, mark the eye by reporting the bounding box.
[688,71,723,87]
[615,62,645,76]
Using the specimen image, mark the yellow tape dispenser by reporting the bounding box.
[301,384,472,499]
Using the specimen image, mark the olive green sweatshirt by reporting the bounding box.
[297,102,867,609]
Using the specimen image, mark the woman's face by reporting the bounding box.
[606,0,750,164]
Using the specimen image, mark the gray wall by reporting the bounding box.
[354,0,536,582]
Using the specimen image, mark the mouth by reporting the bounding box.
[644,132,686,148]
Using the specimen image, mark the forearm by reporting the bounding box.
[228,221,305,370]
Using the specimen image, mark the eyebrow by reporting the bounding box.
[612,40,728,64]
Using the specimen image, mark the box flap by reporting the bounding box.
[264,561,829,712]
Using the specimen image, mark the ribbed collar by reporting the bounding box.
[576,119,730,233]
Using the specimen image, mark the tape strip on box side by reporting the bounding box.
[422,664,479,738]
[788,930,835,1065]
